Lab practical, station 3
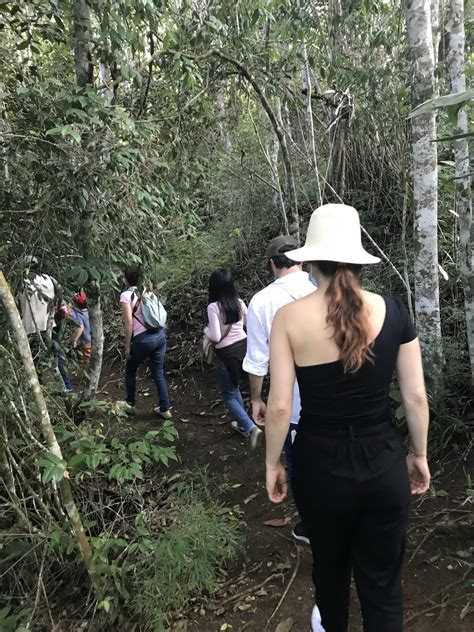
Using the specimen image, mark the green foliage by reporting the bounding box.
[53,417,178,484]
[408,88,474,125]
[127,473,241,631]
[36,451,66,484]
[0,606,30,632]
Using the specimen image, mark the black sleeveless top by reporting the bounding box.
[296,295,417,433]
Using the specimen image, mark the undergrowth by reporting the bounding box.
[128,487,241,631]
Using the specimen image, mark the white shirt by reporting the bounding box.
[243,271,316,424]
[20,274,57,335]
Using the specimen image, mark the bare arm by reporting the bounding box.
[265,309,295,503]
[71,325,84,348]
[396,338,430,493]
[122,302,133,359]
[249,374,264,401]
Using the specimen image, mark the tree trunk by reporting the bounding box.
[404,0,443,387]
[447,0,473,387]
[430,0,441,69]
[215,89,232,153]
[267,132,288,233]
[73,0,93,88]
[0,78,9,186]
[82,283,104,400]
[0,271,99,588]
[302,41,322,207]
[73,0,104,399]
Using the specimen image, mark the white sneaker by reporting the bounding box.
[250,426,263,449]
[116,401,135,414]
[154,407,172,420]
[311,605,325,632]
[230,421,250,438]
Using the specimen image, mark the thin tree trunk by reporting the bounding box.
[99,61,113,107]
[267,133,288,233]
[212,50,299,241]
[0,78,9,185]
[447,0,473,387]
[73,0,104,399]
[82,283,104,400]
[215,89,232,153]
[73,0,93,88]
[302,41,322,207]
[430,0,441,69]
[404,0,443,387]
[0,271,99,588]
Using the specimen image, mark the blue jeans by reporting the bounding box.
[52,330,73,391]
[125,329,171,411]
[216,360,255,433]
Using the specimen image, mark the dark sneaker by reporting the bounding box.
[291,521,310,545]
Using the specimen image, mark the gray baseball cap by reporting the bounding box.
[266,235,299,260]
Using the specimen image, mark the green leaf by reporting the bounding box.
[433,132,474,142]
[408,88,474,119]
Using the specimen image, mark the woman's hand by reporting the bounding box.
[125,345,131,360]
[266,463,288,503]
[406,454,430,494]
[251,398,266,426]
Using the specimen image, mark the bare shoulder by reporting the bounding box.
[361,289,385,307]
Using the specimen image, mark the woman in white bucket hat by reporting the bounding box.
[264,204,430,632]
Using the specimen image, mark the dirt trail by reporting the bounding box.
[107,367,473,632]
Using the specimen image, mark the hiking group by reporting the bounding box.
[18,204,430,632]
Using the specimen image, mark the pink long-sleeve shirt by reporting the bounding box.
[204,300,247,349]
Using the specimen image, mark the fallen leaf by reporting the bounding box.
[263,517,291,527]
[180,418,189,423]
[460,602,473,621]
[220,624,232,631]
[435,489,449,497]
[244,493,258,504]
[231,483,242,489]
[275,618,294,632]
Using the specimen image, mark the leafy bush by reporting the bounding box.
[127,485,241,631]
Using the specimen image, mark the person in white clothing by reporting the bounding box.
[243,236,316,543]
[19,255,67,384]
[20,256,59,338]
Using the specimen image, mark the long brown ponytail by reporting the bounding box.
[317,261,373,374]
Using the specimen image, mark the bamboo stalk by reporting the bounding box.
[0,270,100,590]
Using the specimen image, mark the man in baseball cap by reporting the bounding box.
[243,235,317,544]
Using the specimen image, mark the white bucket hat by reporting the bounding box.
[286,203,380,265]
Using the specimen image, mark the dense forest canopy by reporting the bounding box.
[0,0,472,630]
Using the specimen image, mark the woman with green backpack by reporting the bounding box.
[120,265,171,418]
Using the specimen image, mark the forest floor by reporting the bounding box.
[101,366,473,632]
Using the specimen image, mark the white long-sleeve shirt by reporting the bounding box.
[243,271,316,424]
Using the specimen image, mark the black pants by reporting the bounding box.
[293,423,411,632]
